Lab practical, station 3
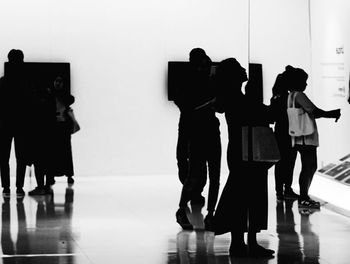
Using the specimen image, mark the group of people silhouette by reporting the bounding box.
[173,48,341,258]
[0,49,76,197]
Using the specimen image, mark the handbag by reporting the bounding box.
[66,108,81,134]
[242,126,281,165]
[287,91,315,136]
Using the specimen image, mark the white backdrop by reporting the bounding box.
[0,0,248,176]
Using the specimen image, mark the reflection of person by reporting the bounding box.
[0,49,28,196]
[47,76,76,185]
[212,58,275,258]
[173,230,217,264]
[276,200,303,264]
[270,72,298,201]
[285,66,341,209]
[1,196,30,261]
[175,48,221,230]
[299,208,320,264]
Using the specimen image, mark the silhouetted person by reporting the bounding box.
[285,66,340,209]
[27,81,56,195]
[176,48,221,230]
[0,49,29,196]
[47,76,76,185]
[212,58,275,258]
[270,71,298,201]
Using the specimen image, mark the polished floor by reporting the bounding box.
[0,174,350,264]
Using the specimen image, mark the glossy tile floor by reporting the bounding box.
[1,174,350,264]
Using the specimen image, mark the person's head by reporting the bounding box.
[272,73,288,96]
[7,49,24,64]
[285,65,308,92]
[216,58,248,85]
[189,48,211,73]
[53,76,64,91]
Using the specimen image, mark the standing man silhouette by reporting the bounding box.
[175,48,221,230]
[0,49,29,196]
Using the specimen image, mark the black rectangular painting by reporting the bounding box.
[4,62,70,93]
[167,61,218,101]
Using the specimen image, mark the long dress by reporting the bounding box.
[213,92,273,235]
[49,91,75,177]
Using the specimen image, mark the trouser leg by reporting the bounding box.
[0,133,13,189]
[207,135,221,213]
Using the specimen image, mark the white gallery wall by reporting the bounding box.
[0,0,248,176]
[249,0,311,105]
[310,0,350,167]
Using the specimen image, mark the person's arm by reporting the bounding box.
[295,92,341,122]
[313,108,341,121]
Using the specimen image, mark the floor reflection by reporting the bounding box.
[168,198,326,264]
[1,187,75,264]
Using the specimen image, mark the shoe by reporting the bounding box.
[229,243,248,257]
[284,190,299,200]
[47,178,56,186]
[44,185,53,195]
[2,188,10,196]
[67,177,74,184]
[191,195,205,206]
[28,187,46,196]
[248,245,275,258]
[16,188,25,197]
[204,214,214,231]
[298,199,320,209]
[176,208,193,230]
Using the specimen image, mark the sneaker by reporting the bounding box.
[16,188,25,197]
[46,178,56,186]
[67,177,74,184]
[28,187,46,196]
[284,190,299,200]
[2,188,10,196]
[298,199,320,209]
[248,245,275,258]
[176,208,193,230]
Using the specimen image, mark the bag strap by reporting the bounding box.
[287,91,298,108]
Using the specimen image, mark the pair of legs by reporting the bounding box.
[274,134,298,198]
[0,131,27,194]
[294,144,317,201]
[177,127,221,229]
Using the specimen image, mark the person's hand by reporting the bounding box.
[334,109,341,122]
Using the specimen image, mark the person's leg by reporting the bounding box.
[274,161,285,198]
[205,134,221,230]
[28,164,46,196]
[283,147,298,198]
[0,133,12,193]
[176,117,190,185]
[229,231,247,257]
[247,231,275,257]
[296,145,317,200]
[13,134,27,192]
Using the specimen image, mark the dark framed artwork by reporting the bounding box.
[4,62,71,94]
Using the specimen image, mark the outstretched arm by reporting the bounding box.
[313,108,341,122]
